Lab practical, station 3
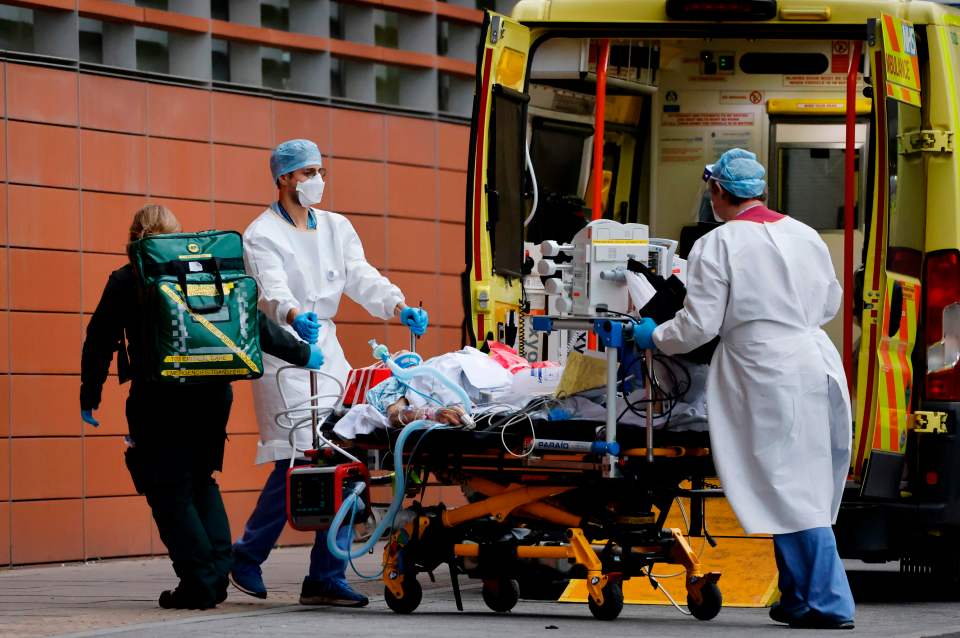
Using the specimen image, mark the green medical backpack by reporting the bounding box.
[130,230,263,383]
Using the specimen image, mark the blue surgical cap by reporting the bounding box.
[703,148,766,199]
[270,139,323,182]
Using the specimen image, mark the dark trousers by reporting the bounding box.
[143,473,233,604]
[125,382,234,605]
[234,460,348,582]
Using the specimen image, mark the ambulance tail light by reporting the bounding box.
[924,249,960,400]
[665,0,777,20]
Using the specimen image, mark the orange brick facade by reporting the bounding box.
[0,61,469,565]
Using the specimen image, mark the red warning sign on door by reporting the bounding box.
[831,40,851,73]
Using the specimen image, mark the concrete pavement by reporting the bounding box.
[2,546,960,638]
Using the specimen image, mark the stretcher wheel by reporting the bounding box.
[687,582,722,621]
[385,578,423,614]
[482,578,520,613]
[588,581,624,621]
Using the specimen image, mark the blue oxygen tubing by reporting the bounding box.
[325,342,473,577]
[326,419,447,578]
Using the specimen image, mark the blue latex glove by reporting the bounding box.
[81,409,100,427]
[291,311,320,344]
[306,344,325,369]
[633,317,658,350]
[400,306,429,337]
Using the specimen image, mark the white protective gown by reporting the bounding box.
[243,207,404,463]
[653,212,852,535]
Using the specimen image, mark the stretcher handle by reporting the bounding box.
[310,370,319,449]
[645,348,654,464]
[409,301,421,354]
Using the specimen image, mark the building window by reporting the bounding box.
[212,37,230,81]
[0,4,33,53]
[375,63,400,105]
[437,20,449,56]
[329,1,342,39]
[261,0,289,32]
[439,71,472,115]
[262,46,290,89]
[79,18,103,64]
[373,9,398,49]
[135,0,168,9]
[438,71,450,112]
[330,56,344,97]
[210,0,229,21]
[136,26,169,74]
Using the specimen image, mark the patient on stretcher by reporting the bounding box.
[332,343,710,440]
[331,260,714,440]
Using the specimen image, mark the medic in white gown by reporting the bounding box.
[632,148,856,629]
[229,139,428,606]
[244,139,428,463]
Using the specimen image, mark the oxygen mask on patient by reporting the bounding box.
[367,340,475,418]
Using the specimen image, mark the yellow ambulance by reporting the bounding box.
[463,0,960,578]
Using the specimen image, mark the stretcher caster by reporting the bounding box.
[385,578,422,615]
[687,582,722,621]
[588,581,624,621]
[482,578,520,613]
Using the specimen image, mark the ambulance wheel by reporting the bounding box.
[482,578,520,613]
[588,581,623,621]
[385,578,422,614]
[687,582,722,621]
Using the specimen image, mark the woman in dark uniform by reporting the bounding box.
[80,205,324,610]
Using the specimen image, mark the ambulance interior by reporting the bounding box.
[512,36,882,353]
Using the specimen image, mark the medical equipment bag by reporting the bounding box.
[130,230,264,383]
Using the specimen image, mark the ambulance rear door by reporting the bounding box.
[464,12,532,347]
[853,14,926,481]
[918,18,960,414]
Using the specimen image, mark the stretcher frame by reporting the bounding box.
[333,316,725,621]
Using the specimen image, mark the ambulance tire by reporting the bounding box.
[482,578,520,613]
[385,578,422,614]
[687,582,722,621]
[588,581,624,621]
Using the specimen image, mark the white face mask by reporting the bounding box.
[296,174,325,207]
[710,198,724,223]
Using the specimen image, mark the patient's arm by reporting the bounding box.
[386,397,466,427]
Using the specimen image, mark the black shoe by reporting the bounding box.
[789,610,855,630]
[215,588,228,605]
[769,602,799,625]
[158,588,215,610]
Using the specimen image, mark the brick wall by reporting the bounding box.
[0,61,469,565]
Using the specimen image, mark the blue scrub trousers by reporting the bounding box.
[773,527,855,622]
[233,460,350,582]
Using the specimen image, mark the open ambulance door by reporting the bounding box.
[920,21,960,406]
[464,13,531,348]
[852,14,926,485]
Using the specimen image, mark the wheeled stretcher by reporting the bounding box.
[285,317,724,621]
[350,419,722,621]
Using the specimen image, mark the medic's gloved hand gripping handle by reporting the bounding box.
[633,317,658,351]
[399,306,429,337]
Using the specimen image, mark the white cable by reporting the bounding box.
[500,411,537,458]
[523,141,539,227]
[275,365,345,416]
[642,567,693,616]
[647,498,707,580]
